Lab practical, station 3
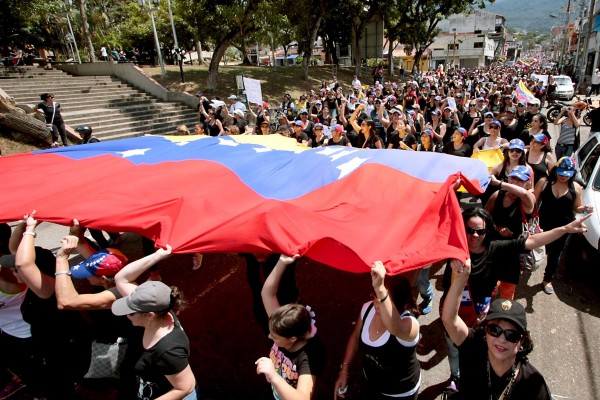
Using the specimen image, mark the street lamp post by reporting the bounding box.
[137,0,166,78]
[166,0,184,83]
[65,0,82,64]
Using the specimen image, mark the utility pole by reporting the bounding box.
[559,0,572,73]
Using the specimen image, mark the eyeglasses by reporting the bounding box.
[485,324,523,343]
[465,227,486,235]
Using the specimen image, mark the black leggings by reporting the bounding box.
[51,122,68,146]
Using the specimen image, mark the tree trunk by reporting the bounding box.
[240,38,252,65]
[0,112,53,145]
[206,41,231,91]
[301,13,323,80]
[388,39,394,76]
[196,41,207,65]
[413,50,423,74]
[283,46,289,68]
[353,24,363,77]
[78,0,96,62]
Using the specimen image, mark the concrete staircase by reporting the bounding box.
[0,66,198,141]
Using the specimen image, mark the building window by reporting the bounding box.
[448,43,459,50]
[474,42,484,48]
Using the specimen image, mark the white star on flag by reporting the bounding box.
[336,157,370,179]
[117,148,150,158]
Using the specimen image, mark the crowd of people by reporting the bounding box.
[0,62,597,400]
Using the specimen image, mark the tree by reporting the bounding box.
[317,0,355,66]
[77,0,96,62]
[176,0,264,90]
[286,0,327,80]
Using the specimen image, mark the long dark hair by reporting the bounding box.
[547,165,577,197]
[388,274,418,316]
[501,148,526,170]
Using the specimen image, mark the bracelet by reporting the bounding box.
[55,271,71,276]
[22,231,36,238]
[499,182,503,189]
[375,291,389,303]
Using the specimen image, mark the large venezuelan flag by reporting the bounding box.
[0,135,489,274]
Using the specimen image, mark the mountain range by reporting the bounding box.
[482,0,581,32]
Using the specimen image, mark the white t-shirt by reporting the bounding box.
[0,290,31,338]
[229,101,247,115]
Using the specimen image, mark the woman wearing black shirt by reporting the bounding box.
[113,246,197,400]
[443,127,472,157]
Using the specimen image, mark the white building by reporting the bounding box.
[430,33,496,69]
[438,10,506,35]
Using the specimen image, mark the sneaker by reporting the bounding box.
[543,282,554,295]
[51,142,59,148]
[420,300,433,315]
[0,378,26,400]
[447,374,459,392]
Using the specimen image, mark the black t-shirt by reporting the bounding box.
[389,132,417,149]
[443,142,473,158]
[37,101,64,124]
[327,136,350,146]
[292,131,309,144]
[358,133,383,149]
[456,329,551,400]
[268,335,326,399]
[442,237,526,326]
[501,119,521,142]
[135,314,190,399]
[234,119,248,132]
[588,107,600,132]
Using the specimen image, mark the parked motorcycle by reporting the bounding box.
[546,97,596,126]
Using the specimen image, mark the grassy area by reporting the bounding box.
[144,64,360,105]
[0,134,45,156]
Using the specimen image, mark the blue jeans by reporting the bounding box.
[555,143,574,160]
[183,388,199,400]
[445,332,460,378]
[417,266,434,304]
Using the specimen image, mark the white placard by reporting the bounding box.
[243,77,263,105]
[447,97,457,110]
[531,74,548,85]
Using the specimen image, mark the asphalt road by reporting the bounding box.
[9,111,600,399]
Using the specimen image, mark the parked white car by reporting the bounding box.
[553,75,575,101]
[574,131,600,252]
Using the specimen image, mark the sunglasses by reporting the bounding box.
[489,125,499,129]
[485,324,523,343]
[517,104,525,107]
[465,227,486,235]
[508,148,522,153]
